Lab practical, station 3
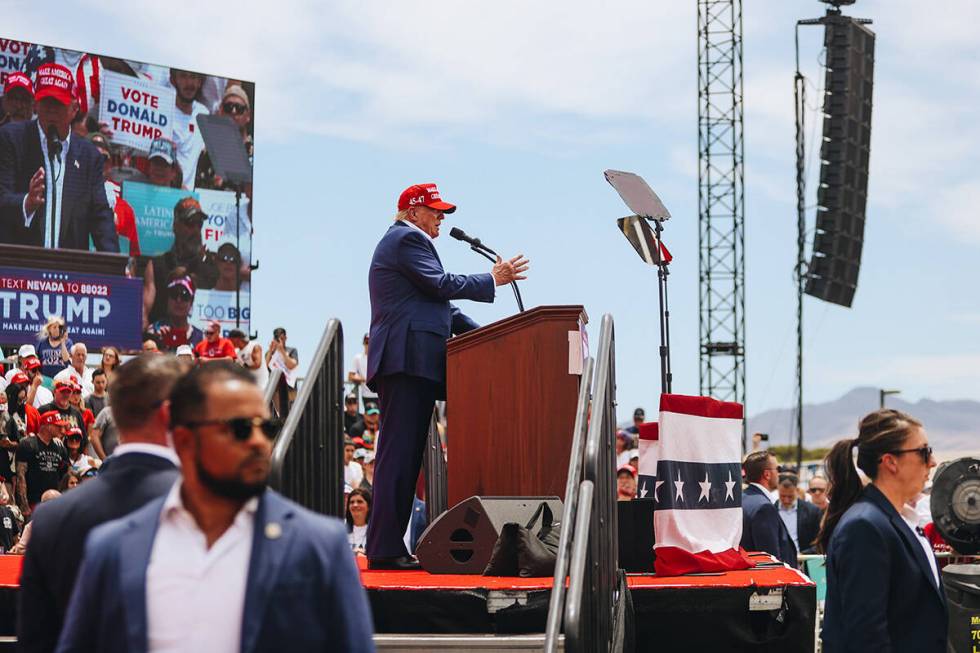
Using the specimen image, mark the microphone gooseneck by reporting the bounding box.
[45,125,62,163]
[448,227,524,312]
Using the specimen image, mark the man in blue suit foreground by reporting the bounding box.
[365,183,528,570]
[56,363,374,653]
[740,450,798,568]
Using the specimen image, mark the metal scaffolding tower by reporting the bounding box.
[697,0,746,440]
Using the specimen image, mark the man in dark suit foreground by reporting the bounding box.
[365,183,528,570]
[0,63,118,251]
[739,451,798,568]
[56,363,374,653]
[19,354,183,653]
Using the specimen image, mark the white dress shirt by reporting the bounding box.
[24,122,71,248]
[398,218,434,243]
[900,503,940,587]
[110,442,181,467]
[777,499,800,552]
[146,482,257,653]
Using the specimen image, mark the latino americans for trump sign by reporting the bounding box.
[98,70,175,152]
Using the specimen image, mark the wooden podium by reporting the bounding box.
[446,305,587,506]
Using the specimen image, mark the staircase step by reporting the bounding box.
[373,633,563,652]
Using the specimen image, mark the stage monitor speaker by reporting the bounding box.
[805,15,875,308]
[415,495,563,575]
[931,457,980,555]
[618,499,655,573]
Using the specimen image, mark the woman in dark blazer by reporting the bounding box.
[818,409,946,652]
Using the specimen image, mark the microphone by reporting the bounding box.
[449,227,497,256]
[45,125,62,164]
[449,227,524,312]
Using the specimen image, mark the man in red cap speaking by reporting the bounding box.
[0,63,119,251]
[365,183,528,569]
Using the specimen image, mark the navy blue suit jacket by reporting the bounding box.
[821,484,946,653]
[740,484,798,568]
[0,119,119,251]
[55,489,375,653]
[367,221,494,396]
[796,498,822,554]
[18,452,179,653]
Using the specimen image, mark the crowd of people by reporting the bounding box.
[13,354,373,652]
[0,320,300,558]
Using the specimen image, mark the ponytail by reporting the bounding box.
[816,438,862,553]
[815,409,922,553]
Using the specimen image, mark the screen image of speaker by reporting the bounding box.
[415,496,563,575]
[805,14,875,308]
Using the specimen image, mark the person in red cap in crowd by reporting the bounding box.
[0,72,34,127]
[37,379,88,446]
[617,465,638,501]
[0,373,41,499]
[20,356,54,408]
[0,63,119,251]
[142,197,219,327]
[364,182,528,570]
[15,410,69,518]
[147,268,205,351]
[87,132,140,256]
[194,320,237,362]
[67,381,96,434]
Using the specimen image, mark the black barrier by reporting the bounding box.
[268,319,344,518]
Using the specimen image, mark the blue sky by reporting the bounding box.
[14,1,980,444]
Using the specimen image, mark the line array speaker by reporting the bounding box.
[805,15,875,308]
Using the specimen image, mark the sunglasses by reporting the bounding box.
[168,288,193,301]
[184,416,281,441]
[887,445,933,463]
[222,101,247,115]
[178,215,204,228]
[219,254,239,263]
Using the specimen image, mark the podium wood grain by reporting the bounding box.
[446,305,586,505]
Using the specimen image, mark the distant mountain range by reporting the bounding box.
[747,387,980,455]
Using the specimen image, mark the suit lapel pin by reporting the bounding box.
[264,522,282,540]
[74,159,79,169]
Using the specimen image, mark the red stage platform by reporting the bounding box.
[1,552,815,651]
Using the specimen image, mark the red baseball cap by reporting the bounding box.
[39,411,69,427]
[9,372,29,385]
[397,183,456,214]
[21,356,40,371]
[55,380,74,394]
[3,72,33,97]
[34,63,74,106]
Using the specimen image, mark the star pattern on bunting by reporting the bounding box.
[674,469,684,501]
[654,480,664,502]
[698,473,712,502]
[725,470,736,502]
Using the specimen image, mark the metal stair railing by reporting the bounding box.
[423,411,449,523]
[546,313,623,653]
[544,356,594,653]
[566,314,623,653]
[269,319,345,518]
